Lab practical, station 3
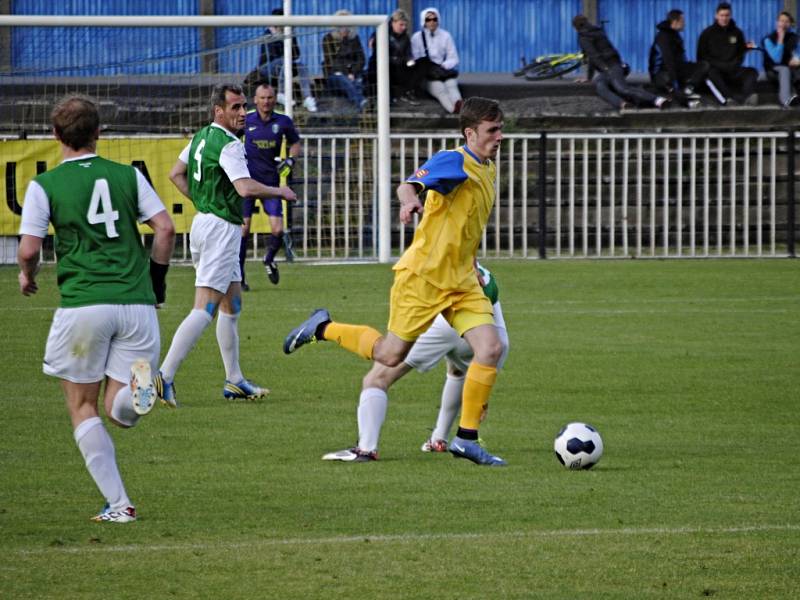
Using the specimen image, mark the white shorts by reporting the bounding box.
[43,304,160,384]
[190,212,242,293]
[404,301,508,373]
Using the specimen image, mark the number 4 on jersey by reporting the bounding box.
[86,178,120,238]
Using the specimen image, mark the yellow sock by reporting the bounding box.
[322,322,381,360]
[459,362,498,431]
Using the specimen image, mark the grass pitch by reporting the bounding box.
[1,258,798,599]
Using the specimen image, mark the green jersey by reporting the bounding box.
[185,123,249,225]
[477,264,499,304]
[31,156,157,308]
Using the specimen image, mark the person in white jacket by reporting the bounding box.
[411,7,463,113]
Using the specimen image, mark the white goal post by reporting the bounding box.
[0,12,394,263]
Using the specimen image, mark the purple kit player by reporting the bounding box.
[240,82,301,288]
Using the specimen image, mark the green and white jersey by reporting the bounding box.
[477,263,499,304]
[20,154,166,308]
[179,122,251,225]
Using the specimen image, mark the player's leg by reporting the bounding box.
[323,360,412,462]
[218,282,269,400]
[446,289,506,466]
[425,361,465,451]
[105,304,162,425]
[262,199,283,284]
[44,306,137,521]
[160,214,238,406]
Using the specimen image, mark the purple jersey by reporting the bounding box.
[244,110,300,186]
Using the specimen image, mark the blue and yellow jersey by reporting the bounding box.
[394,145,496,291]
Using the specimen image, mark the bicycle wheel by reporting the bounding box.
[524,57,584,81]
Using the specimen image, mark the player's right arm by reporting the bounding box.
[169,157,191,199]
[17,180,49,296]
[398,182,424,224]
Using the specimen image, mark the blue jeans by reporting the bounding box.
[259,57,313,99]
[327,73,365,108]
[595,64,657,109]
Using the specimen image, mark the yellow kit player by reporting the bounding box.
[284,97,506,466]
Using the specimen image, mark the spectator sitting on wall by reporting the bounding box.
[697,2,758,106]
[411,7,463,114]
[257,8,318,113]
[322,9,368,111]
[762,10,800,108]
[572,14,670,111]
[366,9,420,105]
[648,9,708,107]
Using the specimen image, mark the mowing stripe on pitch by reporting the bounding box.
[15,523,800,556]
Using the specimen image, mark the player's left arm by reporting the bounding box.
[18,235,42,296]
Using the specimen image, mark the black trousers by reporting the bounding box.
[652,60,710,92]
[705,65,758,102]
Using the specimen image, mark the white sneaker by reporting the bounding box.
[130,359,157,416]
[277,92,295,107]
[421,438,448,452]
[322,447,378,462]
[303,96,318,112]
[91,504,137,523]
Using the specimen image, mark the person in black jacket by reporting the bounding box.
[365,9,420,105]
[761,11,800,107]
[573,15,669,111]
[697,2,758,105]
[322,9,368,110]
[649,9,709,104]
[257,8,318,112]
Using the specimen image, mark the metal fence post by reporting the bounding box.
[788,128,796,258]
[538,132,548,259]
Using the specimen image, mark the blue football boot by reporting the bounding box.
[449,436,507,466]
[223,378,269,401]
[283,308,331,354]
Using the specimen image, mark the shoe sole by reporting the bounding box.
[130,359,156,416]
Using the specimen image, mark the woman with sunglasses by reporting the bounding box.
[411,7,463,114]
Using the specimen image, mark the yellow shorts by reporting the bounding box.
[387,268,494,341]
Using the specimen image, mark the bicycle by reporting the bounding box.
[515,19,611,81]
[514,52,585,81]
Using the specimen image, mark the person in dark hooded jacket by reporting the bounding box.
[649,9,710,101]
[697,2,758,105]
[573,15,669,111]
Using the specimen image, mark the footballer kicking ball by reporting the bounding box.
[554,422,603,469]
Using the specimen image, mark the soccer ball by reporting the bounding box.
[554,422,603,469]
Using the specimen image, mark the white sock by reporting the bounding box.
[74,416,130,511]
[357,387,388,452]
[432,374,465,442]
[110,385,139,427]
[216,311,243,383]
[160,309,213,382]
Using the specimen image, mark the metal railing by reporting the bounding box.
[284,130,796,261]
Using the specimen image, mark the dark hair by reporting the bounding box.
[667,9,684,23]
[210,84,244,110]
[254,81,275,93]
[779,10,795,25]
[51,95,99,151]
[459,97,503,139]
[572,14,589,30]
[716,2,731,13]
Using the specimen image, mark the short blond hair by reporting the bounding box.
[391,9,409,24]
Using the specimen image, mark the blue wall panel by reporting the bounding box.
[598,0,786,74]
[214,0,396,75]
[6,1,794,75]
[411,0,582,73]
[11,0,198,75]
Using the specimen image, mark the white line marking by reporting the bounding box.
[14,523,800,556]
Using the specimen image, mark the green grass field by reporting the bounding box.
[1,259,798,599]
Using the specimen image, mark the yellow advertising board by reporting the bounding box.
[1,137,276,235]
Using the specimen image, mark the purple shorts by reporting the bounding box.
[242,197,283,219]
